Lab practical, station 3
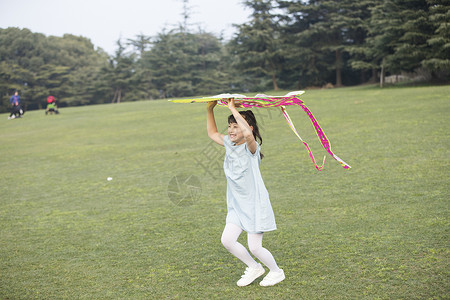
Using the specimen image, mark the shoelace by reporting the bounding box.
[241,268,251,277]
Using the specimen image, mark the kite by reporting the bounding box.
[170,91,351,171]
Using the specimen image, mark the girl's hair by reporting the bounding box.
[228,110,264,159]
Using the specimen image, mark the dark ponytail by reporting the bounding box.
[228,110,264,159]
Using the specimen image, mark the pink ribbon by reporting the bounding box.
[217,96,351,170]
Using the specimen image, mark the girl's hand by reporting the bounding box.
[206,100,224,146]
[207,101,217,110]
[227,98,236,110]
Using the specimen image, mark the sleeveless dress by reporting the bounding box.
[223,135,276,234]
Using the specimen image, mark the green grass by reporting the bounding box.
[0,85,448,299]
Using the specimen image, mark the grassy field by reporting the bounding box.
[0,85,448,299]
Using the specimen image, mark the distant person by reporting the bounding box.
[45,95,60,115]
[8,91,24,119]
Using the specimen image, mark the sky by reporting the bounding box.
[0,0,250,55]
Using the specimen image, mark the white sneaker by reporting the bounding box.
[259,269,285,286]
[236,264,265,287]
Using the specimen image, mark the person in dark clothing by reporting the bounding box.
[8,91,24,119]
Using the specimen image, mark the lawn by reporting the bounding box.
[0,85,448,299]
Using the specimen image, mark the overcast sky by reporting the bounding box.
[0,0,250,54]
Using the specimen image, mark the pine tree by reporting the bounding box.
[363,0,440,86]
[101,39,140,103]
[229,0,283,90]
[422,0,450,78]
[278,0,375,87]
[142,30,226,98]
[277,0,330,88]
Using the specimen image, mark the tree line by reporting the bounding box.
[0,0,448,113]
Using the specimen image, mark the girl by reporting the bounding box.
[206,99,285,287]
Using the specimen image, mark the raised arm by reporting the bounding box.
[207,101,224,146]
[227,99,257,154]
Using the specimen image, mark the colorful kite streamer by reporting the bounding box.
[170,91,351,170]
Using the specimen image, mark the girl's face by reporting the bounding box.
[228,122,245,145]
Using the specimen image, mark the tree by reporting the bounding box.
[422,0,450,78]
[141,29,228,98]
[0,28,107,111]
[361,0,441,86]
[229,0,283,90]
[278,0,330,88]
[44,34,106,106]
[279,0,377,87]
[142,30,194,98]
[190,31,231,95]
[127,33,152,57]
[389,1,434,73]
[100,39,141,103]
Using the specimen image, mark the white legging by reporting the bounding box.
[221,223,280,271]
